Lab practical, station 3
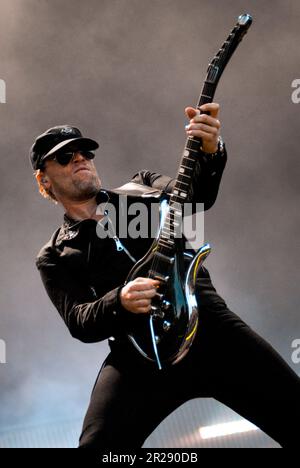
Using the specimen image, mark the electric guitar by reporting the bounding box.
[125,14,253,369]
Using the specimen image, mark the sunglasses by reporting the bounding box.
[42,150,95,168]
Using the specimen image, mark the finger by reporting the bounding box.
[133,299,152,307]
[131,279,160,290]
[187,123,219,135]
[185,106,200,120]
[189,114,221,129]
[199,102,220,119]
[136,305,152,314]
[130,289,157,300]
[187,129,218,142]
[133,277,160,286]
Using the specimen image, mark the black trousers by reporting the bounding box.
[79,275,300,449]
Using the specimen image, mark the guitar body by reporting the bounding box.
[125,199,211,367]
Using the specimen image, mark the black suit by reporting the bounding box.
[36,147,299,448]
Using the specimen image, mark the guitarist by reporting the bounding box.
[30,103,299,448]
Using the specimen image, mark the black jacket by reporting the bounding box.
[36,147,227,345]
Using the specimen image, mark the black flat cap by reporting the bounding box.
[29,125,99,170]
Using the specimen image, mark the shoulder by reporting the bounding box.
[35,227,61,270]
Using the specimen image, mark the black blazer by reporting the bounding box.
[36,146,227,345]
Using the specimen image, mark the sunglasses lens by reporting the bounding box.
[80,150,95,160]
[55,152,74,165]
[48,150,96,166]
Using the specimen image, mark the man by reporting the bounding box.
[30,103,299,448]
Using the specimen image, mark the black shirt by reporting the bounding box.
[36,148,227,347]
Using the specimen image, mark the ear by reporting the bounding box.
[36,171,51,190]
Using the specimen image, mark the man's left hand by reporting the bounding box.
[185,102,221,153]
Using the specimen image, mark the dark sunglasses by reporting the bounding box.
[42,150,95,167]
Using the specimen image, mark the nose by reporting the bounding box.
[72,151,86,163]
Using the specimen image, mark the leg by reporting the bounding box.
[195,301,300,448]
[78,352,200,448]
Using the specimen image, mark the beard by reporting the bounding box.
[71,172,102,201]
[53,171,102,203]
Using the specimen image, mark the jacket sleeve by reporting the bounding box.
[36,249,131,344]
[130,143,227,210]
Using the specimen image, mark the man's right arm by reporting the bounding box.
[36,252,129,343]
[36,250,159,343]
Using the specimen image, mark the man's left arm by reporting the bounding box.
[131,103,227,210]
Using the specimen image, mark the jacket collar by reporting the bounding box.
[56,189,110,246]
[55,183,164,246]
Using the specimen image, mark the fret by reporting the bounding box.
[165,217,182,227]
[200,93,212,100]
[170,191,187,201]
[179,164,193,171]
[182,150,196,158]
[170,193,187,202]
[181,158,195,168]
[165,218,181,226]
[182,154,196,162]
[161,233,174,241]
[183,148,199,156]
[171,191,186,200]
[175,183,189,192]
[169,201,183,211]
[188,137,201,144]
[161,227,173,235]
[175,180,189,187]
[167,203,182,213]
[158,238,174,248]
[177,173,191,180]
[166,206,182,214]
[184,147,198,154]
[165,215,182,225]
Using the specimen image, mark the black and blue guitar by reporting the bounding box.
[125,14,253,369]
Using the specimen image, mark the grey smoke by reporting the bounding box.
[0,0,299,447]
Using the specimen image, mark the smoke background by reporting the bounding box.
[0,0,299,447]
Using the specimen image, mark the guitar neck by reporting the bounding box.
[156,14,253,258]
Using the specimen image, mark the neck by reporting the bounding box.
[63,196,102,222]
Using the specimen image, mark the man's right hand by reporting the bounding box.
[120,277,160,314]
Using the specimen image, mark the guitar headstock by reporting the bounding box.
[202,13,253,93]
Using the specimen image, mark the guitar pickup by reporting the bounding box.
[154,252,175,265]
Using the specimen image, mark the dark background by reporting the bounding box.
[0,0,299,447]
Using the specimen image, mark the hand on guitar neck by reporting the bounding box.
[185,102,221,154]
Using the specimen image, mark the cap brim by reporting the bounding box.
[41,137,99,162]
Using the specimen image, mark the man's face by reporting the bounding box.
[42,149,102,203]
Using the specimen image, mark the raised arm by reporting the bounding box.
[130,103,227,210]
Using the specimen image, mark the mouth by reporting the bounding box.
[74,166,91,174]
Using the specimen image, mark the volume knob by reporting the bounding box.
[163,321,171,332]
[162,300,171,310]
